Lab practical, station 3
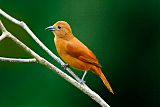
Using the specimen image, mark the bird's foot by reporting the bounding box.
[61,63,69,70]
[79,79,86,85]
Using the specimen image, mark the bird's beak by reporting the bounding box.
[45,26,56,31]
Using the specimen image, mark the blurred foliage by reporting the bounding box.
[0,0,160,107]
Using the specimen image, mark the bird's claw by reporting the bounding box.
[79,79,86,85]
[61,63,69,70]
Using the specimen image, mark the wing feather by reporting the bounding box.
[66,38,101,68]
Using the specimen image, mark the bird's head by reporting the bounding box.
[46,21,73,39]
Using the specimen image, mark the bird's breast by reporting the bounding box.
[54,37,67,55]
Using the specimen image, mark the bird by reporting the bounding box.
[46,21,114,94]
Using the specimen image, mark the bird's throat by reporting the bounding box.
[54,33,74,41]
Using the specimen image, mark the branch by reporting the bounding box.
[0,57,36,63]
[0,9,110,107]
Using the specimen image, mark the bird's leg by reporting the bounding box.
[79,71,87,84]
[61,63,69,70]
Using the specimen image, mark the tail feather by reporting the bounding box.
[100,72,114,94]
[91,66,114,94]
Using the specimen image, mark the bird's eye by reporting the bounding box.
[58,26,61,29]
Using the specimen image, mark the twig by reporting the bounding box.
[0,57,36,63]
[0,9,110,107]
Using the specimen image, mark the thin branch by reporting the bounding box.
[0,9,20,25]
[0,57,36,63]
[0,19,7,32]
[0,9,80,82]
[0,9,110,107]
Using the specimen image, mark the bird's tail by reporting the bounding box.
[91,66,114,94]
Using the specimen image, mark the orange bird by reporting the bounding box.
[46,21,114,94]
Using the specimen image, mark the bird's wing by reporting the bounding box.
[66,38,101,68]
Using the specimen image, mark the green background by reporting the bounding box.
[0,0,160,107]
